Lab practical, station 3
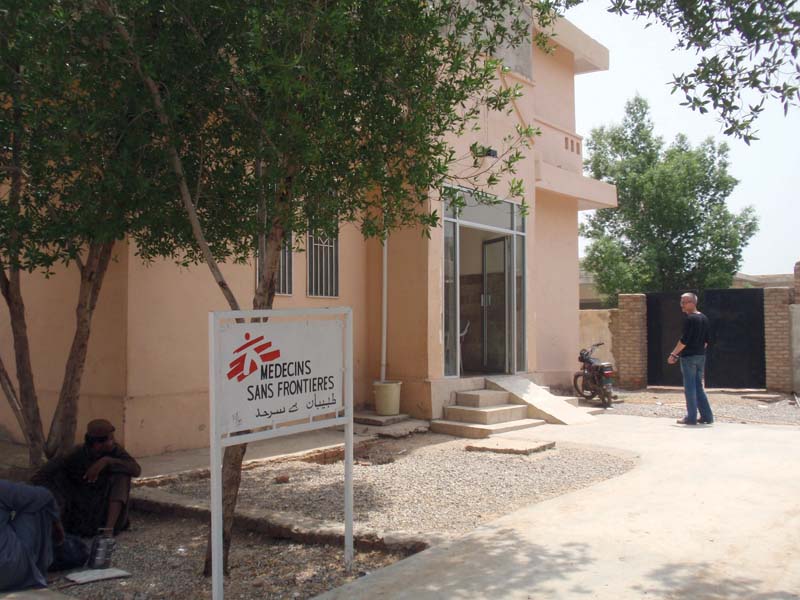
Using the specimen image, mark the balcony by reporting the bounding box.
[533,118,617,210]
[534,117,584,175]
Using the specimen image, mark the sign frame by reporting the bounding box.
[209,307,354,600]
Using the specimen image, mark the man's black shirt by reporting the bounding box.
[680,312,710,357]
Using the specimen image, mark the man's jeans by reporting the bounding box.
[679,354,713,424]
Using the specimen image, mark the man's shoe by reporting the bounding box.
[676,418,697,425]
[698,419,713,425]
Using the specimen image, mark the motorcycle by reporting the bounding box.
[573,342,617,408]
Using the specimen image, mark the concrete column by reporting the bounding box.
[610,294,647,389]
[764,287,792,393]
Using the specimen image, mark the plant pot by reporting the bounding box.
[373,381,402,416]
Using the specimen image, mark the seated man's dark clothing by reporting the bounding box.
[0,480,61,592]
[31,421,141,537]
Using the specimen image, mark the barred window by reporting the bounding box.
[307,231,339,297]
[276,242,292,295]
[255,238,292,295]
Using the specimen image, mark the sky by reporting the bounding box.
[565,3,799,276]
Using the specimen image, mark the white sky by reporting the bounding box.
[566,3,799,276]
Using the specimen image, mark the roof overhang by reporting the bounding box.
[540,17,609,74]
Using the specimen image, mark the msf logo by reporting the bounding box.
[226,333,281,382]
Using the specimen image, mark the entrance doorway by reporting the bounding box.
[458,228,510,374]
[442,192,526,377]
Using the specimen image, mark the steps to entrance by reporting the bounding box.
[455,390,510,408]
[431,389,545,439]
[487,376,596,425]
[444,404,528,425]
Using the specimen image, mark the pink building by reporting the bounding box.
[0,19,616,457]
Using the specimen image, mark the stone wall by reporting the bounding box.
[610,294,647,389]
[764,287,794,393]
[578,309,616,366]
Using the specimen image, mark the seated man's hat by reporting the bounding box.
[86,419,115,438]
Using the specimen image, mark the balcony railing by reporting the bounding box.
[534,118,583,174]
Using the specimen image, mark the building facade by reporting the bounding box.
[0,19,616,456]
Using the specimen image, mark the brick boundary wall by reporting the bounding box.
[764,287,794,393]
[795,260,800,302]
[610,294,647,389]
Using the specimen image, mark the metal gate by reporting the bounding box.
[646,289,765,388]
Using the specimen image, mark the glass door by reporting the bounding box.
[482,237,508,372]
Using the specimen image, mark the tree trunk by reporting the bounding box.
[202,162,284,576]
[0,64,46,466]
[96,4,288,576]
[45,241,115,458]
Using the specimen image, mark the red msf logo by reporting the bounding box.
[226,333,281,382]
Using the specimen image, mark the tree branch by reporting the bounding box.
[94,0,240,311]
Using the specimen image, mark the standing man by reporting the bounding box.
[667,292,713,425]
[31,419,141,537]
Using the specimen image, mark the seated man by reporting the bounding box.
[0,479,64,592]
[32,419,141,537]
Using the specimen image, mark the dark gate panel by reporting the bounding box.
[702,289,765,388]
[646,289,765,388]
[647,292,685,386]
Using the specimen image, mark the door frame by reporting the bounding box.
[482,235,510,372]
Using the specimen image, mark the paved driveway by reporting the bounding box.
[318,415,800,599]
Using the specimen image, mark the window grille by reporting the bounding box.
[307,232,339,297]
[277,242,292,295]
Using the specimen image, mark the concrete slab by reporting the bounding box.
[317,415,800,599]
[487,375,596,425]
[742,393,784,402]
[370,419,430,439]
[430,418,545,438]
[0,590,73,599]
[464,439,555,455]
[353,411,410,426]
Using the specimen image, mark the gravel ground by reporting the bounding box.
[52,512,402,599]
[161,434,637,536]
[50,433,637,599]
[602,389,800,425]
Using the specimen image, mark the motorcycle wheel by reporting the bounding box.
[573,373,597,400]
[601,387,613,408]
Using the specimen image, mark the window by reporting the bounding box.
[255,237,293,295]
[277,242,292,295]
[307,231,339,297]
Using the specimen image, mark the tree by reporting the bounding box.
[582,96,759,304]
[0,1,169,465]
[87,0,541,574]
[585,0,800,143]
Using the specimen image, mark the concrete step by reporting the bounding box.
[455,389,511,407]
[430,418,545,439]
[444,404,529,425]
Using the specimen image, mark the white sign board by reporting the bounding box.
[217,318,343,435]
[209,308,353,600]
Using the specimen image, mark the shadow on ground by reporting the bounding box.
[633,562,800,599]
[325,528,597,598]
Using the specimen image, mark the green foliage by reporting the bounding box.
[582,96,759,304]
[0,0,172,273]
[602,0,800,144]
[84,0,544,268]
